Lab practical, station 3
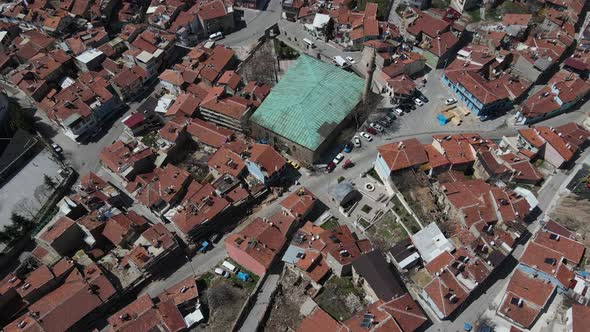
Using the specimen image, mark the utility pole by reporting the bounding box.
[186,255,197,279]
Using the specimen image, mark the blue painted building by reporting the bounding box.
[441,71,513,116]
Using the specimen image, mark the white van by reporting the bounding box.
[209,32,223,41]
[222,260,238,273]
[303,38,315,48]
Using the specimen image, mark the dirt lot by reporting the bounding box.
[551,193,590,249]
[195,278,250,332]
[315,276,366,321]
[392,169,446,224]
[263,269,312,331]
[409,268,433,289]
[366,210,409,251]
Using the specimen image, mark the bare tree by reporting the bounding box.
[207,284,236,309]
[33,185,51,206]
[13,198,41,220]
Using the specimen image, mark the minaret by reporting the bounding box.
[363,48,376,104]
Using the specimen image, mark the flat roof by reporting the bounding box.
[75,49,104,63]
[250,55,364,151]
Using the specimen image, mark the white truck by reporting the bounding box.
[333,55,347,67]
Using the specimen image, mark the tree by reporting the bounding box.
[11,212,34,233]
[3,224,22,241]
[13,198,41,220]
[0,230,12,244]
[7,98,35,133]
[207,284,236,309]
[43,174,57,189]
[323,19,335,42]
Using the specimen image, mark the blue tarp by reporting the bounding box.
[463,322,473,331]
[237,272,251,281]
[437,114,449,126]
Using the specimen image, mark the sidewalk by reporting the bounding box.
[238,274,280,332]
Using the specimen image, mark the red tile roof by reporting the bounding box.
[406,10,450,39]
[102,211,148,247]
[386,74,417,96]
[533,230,585,265]
[172,183,230,234]
[571,303,590,332]
[129,164,191,208]
[159,69,184,86]
[39,216,77,244]
[217,70,242,90]
[423,269,468,318]
[99,140,155,175]
[519,240,577,286]
[295,249,331,283]
[498,270,556,328]
[159,275,199,307]
[425,251,454,275]
[10,264,116,332]
[108,294,186,332]
[247,144,286,178]
[186,118,234,148]
[297,306,346,332]
[17,265,54,298]
[502,13,532,26]
[166,92,201,118]
[200,95,251,120]
[207,146,246,178]
[279,187,316,218]
[197,0,228,21]
[377,139,428,172]
[226,218,287,274]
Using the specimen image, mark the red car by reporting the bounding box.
[343,159,354,169]
[366,127,378,135]
[326,162,336,173]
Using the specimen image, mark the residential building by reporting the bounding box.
[497,270,556,329]
[99,140,156,181]
[102,211,149,248]
[207,146,247,179]
[566,304,590,332]
[374,139,428,183]
[186,118,234,148]
[5,263,116,332]
[517,123,590,168]
[516,71,590,124]
[195,0,235,36]
[225,218,288,276]
[411,223,455,263]
[250,55,364,163]
[406,10,461,68]
[36,216,86,256]
[126,223,180,273]
[342,294,428,331]
[352,250,405,302]
[279,187,316,220]
[107,294,186,331]
[199,95,253,132]
[126,164,192,214]
[167,182,231,242]
[245,143,287,185]
[74,49,106,72]
[518,229,585,291]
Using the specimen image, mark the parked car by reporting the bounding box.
[214,267,230,278]
[51,143,63,154]
[414,98,424,106]
[360,132,373,142]
[333,153,345,164]
[353,136,361,148]
[209,32,223,41]
[445,98,457,106]
[343,159,354,169]
[369,122,384,132]
[393,108,404,116]
[326,162,336,173]
[386,112,397,120]
[287,159,300,170]
[366,127,378,135]
[479,115,490,121]
[343,143,353,153]
[417,93,429,103]
[209,233,221,243]
[346,56,355,64]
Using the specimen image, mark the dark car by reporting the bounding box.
[326,162,336,173]
[366,127,378,135]
[417,93,429,103]
[386,112,397,120]
[343,142,353,153]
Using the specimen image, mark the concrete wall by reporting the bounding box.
[543,141,567,168]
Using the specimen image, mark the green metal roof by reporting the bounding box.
[250,55,364,151]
